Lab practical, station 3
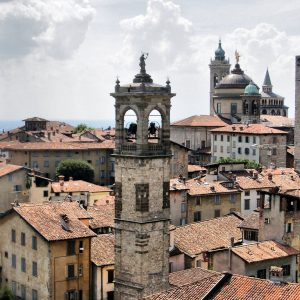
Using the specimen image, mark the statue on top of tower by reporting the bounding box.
[235,50,241,64]
[139,52,148,74]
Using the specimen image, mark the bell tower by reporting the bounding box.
[111,54,175,299]
[295,55,300,172]
[209,40,230,115]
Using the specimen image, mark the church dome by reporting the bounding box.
[216,63,254,89]
[215,40,225,60]
[244,81,259,95]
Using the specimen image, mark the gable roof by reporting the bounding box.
[174,214,243,257]
[210,123,287,135]
[171,115,226,127]
[91,234,115,266]
[238,210,259,230]
[51,180,112,194]
[12,202,96,241]
[0,164,23,178]
[232,241,298,263]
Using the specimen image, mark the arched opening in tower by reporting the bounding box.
[147,109,162,144]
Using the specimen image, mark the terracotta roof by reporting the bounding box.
[186,176,239,196]
[146,269,300,300]
[171,115,226,127]
[238,210,259,230]
[170,178,189,191]
[188,165,207,173]
[210,123,287,135]
[23,117,49,122]
[51,180,112,193]
[88,201,115,229]
[213,274,300,300]
[0,140,115,150]
[222,170,277,190]
[144,273,223,300]
[232,241,298,263]
[169,267,221,287]
[13,202,96,241]
[174,214,243,257]
[260,115,294,127]
[91,234,115,266]
[0,164,23,178]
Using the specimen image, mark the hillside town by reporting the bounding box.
[1,27,300,300]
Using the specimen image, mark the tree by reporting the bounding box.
[216,157,261,169]
[56,159,95,183]
[0,286,14,300]
[73,123,93,134]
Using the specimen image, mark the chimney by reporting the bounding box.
[240,126,244,131]
[253,172,258,180]
[58,175,65,186]
[210,186,216,192]
[232,126,236,131]
[268,173,273,181]
[182,177,186,184]
[69,177,73,181]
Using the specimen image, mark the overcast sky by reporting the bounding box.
[0,0,300,121]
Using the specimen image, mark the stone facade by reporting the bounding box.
[295,56,300,172]
[111,56,174,299]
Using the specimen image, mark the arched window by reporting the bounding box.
[271,109,275,115]
[148,109,162,144]
[283,110,287,117]
[124,109,138,140]
[277,109,281,115]
[213,74,218,87]
[262,109,267,114]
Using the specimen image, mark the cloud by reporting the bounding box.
[0,0,95,60]
[114,0,193,71]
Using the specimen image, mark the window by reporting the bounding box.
[100,156,106,164]
[245,191,250,196]
[8,174,13,181]
[214,135,217,141]
[78,264,83,277]
[32,261,38,277]
[213,145,217,152]
[272,137,277,144]
[12,281,16,296]
[32,161,38,168]
[214,195,221,205]
[220,135,223,142]
[43,151,49,157]
[185,140,191,149]
[253,136,256,143]
[196,197,201,206]
[181,202,186,213]
[194,211,201,222]
[67,241,76,256]
[21,232,26,246]
[282,265,291,276]
[107,291,114,300]
[107,269,114,283]
[66,291,76,300]
[286,223,293,233]
[238,147,242,154]
[245,136,249,143]
[55,160,60,167]
[220,146,223,153]
[227,135,230,142]
[55,151,61,157]
[4,251,8,258]
[245,148,249,155]
[257,269,266,279]
[227,146,230,153]
[11,254,16,268]
[252,148,256,155]
[214,209,221,218]
[100,170,105,178]
[244,199,250,210]
[67,151,73,158]
[272,148,277,155]
[21,257,26,272]
[238,136,242,143]
[21,285,26,299]
[11,229,16,243]
[32,236,37,250]
[217,103,222,113]
[230,194,236,203]
[232,141,236,148]
[67,264,75,278]
[196,260,202,267]
[79,240,84,253]
[44,160,49,168]
[244,230,258,241]
[231,103,237,114]
[79,290,83,300]
[43,190,48,197]
[13,185,22,192]
[180,218,186,225]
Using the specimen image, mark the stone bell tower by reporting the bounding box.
[209,40,230,115]
[295,56,300,172]
[110,54,175,299]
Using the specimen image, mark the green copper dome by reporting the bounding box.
[244,81,259,94]
[215,40,225,60]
